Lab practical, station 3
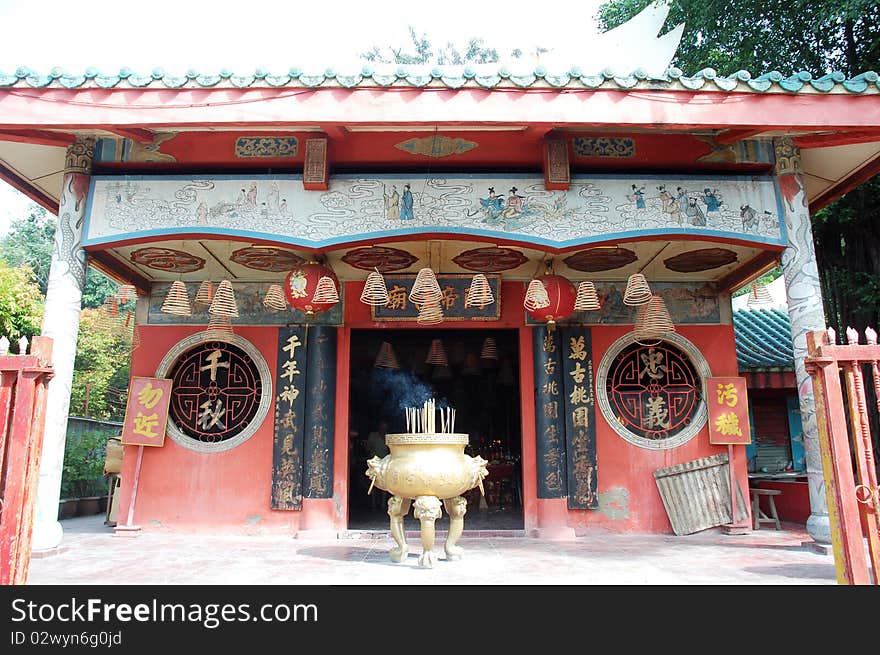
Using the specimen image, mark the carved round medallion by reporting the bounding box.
[155,333,272,453]
[230,246,304,272]
[563,247,638,272]
[131,247,206,273]
[596,332,710,450]
[663,248,738,273]
[452,247,528,272]
[341,246,419,272]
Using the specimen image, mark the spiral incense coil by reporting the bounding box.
[464,273,494,308]
[623,273,652,306]
[480,336,498,360]
[259,283,287,311]
[574,281,601,311]
[117,285,136,304]
[426,338,449,366]
[523,279,551,311]
[207,312,234,334]
[161,280,192,316]
[360,270,389,306]
[311,275,340,304]
[409,268,443,305]
[416,299,444,325]
[194,280,214,308]
[374,341,400,369]
[746,281,773,307]
[208,280,239,318]
[633,294,675,339]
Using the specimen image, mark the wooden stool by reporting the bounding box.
[750,488,781,530]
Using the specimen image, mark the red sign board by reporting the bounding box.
[121,377,173,447]
[707,377,752,445]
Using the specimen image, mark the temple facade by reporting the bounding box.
[2,9,879,549]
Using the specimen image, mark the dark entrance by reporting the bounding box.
[348,329,523,530]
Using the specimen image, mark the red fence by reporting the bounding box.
[0,336,53,585]
[805,328,880,585]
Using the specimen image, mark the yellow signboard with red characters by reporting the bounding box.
[707,377,752,445]
[121,377,173,447]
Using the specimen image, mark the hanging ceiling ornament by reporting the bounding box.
[284,261,340,315]
[480,336,498,361]
[374,341,400,369]
[263,283,287,311]
[633,294,675,339]
[117,284,137,304]
[525,274,577,328]
[206,313,234,335]
[208,280,239,318]
[623,273,653,306]
[746,281,773,308]
[194,280,214,308]
[360,269,389,306]
[464,273,495,309]
[574,281,602,311]
[161,280,192,316]
[523,279,551,311]
[426,338,449,366]
[416,299,444,325]
[409,267,443,305]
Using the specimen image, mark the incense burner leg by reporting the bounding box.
[443,496,467,560]
[413,496,442,569]
[387,496,411,563]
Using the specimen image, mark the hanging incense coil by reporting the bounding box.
[633,294,675,339]
[480,336,498,360]
[462,352,480,376]
[161,280,192,316]
[426,338,449,366]
[574,281,601,311]
[208,280,239,318]
[263,283,287,311]
[523,279,551,311]
[117,284,136,304]
[409,267,443,305]
[416,299,444,325]
[374,341,400,369]
[623,273,652,306]
[311,275,340,305]
[465,273,495,308]
[746,281,773,308]
[194,280,214,308]
[206,312,234,334]
[360,270,389,306]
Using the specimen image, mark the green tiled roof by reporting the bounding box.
[0,66,877,94]
[733,308,794,371]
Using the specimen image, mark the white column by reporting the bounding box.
[31,137,94,552]
[775,136,830,545]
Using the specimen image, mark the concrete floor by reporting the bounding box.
[25,515,839,585]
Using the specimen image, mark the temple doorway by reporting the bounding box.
[347,328,523,531]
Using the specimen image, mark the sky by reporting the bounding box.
[0,0,606,235]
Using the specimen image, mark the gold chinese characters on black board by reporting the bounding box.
[272,327,307,510]
[371,274,501,321]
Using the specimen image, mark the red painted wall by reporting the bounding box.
[752,480,810,524]
[116,324,303,534]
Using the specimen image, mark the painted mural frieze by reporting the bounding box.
[85,174,784,249]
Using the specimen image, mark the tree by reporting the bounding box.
[361,25,531,66]
[0,259,44,342]
[0,203,119,308]
[598,0,880,333]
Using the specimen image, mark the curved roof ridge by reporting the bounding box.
[1,66,876,94]
[733,308,795,370]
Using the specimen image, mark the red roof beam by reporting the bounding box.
[794,130,880,148]
[713,128,766,144]
[0,128,74,147]
[103,127,155,144]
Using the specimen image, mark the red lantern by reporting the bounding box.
[526,274,576,326]
[284,262,339,315]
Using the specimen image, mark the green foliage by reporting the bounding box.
[69,307,133,421]
[732,266,783,297]
[0,203,118,308]
[61,431,108,498]
[0,259,44,341]
[361,25,522,65]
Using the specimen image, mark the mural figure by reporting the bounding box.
[501,187,525,219]
[237,188,248,206]
[474,186,504,221]
[685,197,706,226]
[267,182,280,213]
[627,184,647,209]
[657,185,680,223]
[196,201,208,225]
[279,199,288,214]
[384,185,401,220]
[246,182,258,208]
[400,183,414,220]
[739,204,759,231]
[676,187,688,223]
[701,187,722,212]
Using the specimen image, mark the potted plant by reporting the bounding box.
[60,431,109,518]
